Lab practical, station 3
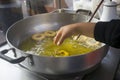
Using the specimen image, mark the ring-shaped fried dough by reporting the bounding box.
[32,33,45,41]
[55,50,69,57]
[44,30,56,37]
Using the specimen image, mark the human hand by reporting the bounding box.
[53,22,96,45]
[53,24,79,45]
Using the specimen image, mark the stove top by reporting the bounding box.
[0,44,120,80]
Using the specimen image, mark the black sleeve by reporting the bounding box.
[94,19,120,48]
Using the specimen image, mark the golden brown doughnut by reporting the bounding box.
[32,33,45,41]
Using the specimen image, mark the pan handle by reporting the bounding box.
[0,48,27,64]
[76,9,92,16]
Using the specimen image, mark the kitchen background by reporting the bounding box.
[0,0,120,80]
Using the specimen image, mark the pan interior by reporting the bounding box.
[18,30,102,57]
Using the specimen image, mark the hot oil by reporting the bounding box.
[19,37,95,57]
[19,38,94,57]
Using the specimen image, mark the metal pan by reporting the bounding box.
[0,13,108,76]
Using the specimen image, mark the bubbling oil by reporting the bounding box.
[19,31,100,57]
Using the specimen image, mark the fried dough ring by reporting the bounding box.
[44,30,56,37]
[55,50,69,57]
[32,33,45,41]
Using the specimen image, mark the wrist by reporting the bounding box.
[76,22,96,37]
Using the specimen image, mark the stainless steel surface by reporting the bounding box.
[84,47,120,80]
[52,8,91,16]
[5,13,108,75]
[0,45,47,80]
[7,13,97,46]
[0,44,120,80]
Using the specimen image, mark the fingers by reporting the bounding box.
[54,27,66,45]
[54,24,76,45]
[54,29,62,45]
[56,33,66,45]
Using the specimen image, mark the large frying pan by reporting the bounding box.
[0,13,108,76]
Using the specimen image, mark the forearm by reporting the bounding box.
[73,22,96,38]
